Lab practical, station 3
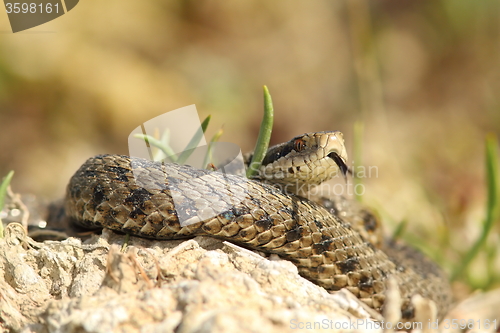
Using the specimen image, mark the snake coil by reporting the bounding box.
[65,132,452,320]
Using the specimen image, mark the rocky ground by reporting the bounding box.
[0,222,498,333]
[0,222,382,333]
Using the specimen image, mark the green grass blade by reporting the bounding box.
[0,171,14,212]
[246,85,274,178]
[451,133,499,281]
[484,133,499,235]
[153,128,171,161]
[134,133,177,162]
[177,115,211,164]
[0,170,14,238]
[392,219,407,240]
[203,127,224,170]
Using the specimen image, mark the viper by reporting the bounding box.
[65,131,452,320]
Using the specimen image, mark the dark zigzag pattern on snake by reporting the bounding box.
[65,154,452,320]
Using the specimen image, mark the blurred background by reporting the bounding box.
[0,0,499,295]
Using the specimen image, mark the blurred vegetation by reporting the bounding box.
[0,0,499,297]
[451,135,499,286]
[0,170,14,237]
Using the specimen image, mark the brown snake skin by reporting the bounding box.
[65,148,452,320]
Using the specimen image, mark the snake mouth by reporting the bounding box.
[328,152,350,178]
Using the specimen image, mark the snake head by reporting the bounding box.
[256,131,348,196]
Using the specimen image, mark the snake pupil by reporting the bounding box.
[293,138,306,152]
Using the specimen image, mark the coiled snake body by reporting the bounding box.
[65,132,451,320]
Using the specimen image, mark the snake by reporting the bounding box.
[64,131,452,320]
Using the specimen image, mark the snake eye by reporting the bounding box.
[293,138,306,152]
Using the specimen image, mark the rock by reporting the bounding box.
[0,224,382,333]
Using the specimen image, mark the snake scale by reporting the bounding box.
[65,132,452,320]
